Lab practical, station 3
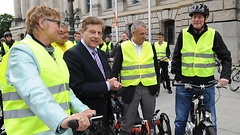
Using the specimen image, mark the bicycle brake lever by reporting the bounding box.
[215,83,227,89]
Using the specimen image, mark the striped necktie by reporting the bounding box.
[92,50,106,79]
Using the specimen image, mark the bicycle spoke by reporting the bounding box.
[230,68,240,91]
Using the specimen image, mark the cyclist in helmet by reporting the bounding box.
[171,3,231,135]
[3,31,15,48]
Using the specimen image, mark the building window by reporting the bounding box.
[107,0,112,9]
[133,0,141,4]
[128,24,133,39]
[164,20,175,45]
[86,0,90,13]
[104,26,112,37]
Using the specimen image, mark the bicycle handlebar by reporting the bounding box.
[68,115,103,130]
[172,80,226,90]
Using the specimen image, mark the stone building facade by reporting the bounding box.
[10,0,240,63]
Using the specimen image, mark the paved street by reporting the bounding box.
[155,75,240,135]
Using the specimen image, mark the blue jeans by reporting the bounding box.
[174,85,216,135]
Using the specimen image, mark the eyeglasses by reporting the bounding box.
[46,19,61,26]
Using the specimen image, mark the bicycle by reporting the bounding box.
[229,62,240,91]
[215,58,221,74]
[111,96,172,135]
[173,80,225,135]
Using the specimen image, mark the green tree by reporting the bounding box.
[0,13,14,38]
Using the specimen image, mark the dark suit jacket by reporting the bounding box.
[111,43,160,104]
[63,41,112,127]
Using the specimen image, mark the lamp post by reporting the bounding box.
[64,0,80,42]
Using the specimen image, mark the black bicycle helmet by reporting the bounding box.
[4,31,12,38]
[189,4,209,17]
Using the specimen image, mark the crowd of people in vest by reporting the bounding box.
[0,3,232,135]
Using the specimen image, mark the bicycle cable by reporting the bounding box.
[209,86,221,108]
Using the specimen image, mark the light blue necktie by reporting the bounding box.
[92,50,106,79]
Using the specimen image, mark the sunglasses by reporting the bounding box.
[46,19,61,26]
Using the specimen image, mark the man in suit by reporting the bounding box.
[63,16,122,134]
[111,20,160,135]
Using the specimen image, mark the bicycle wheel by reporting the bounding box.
[194,126,216,135]
[157,113,171,135]
[230,68,240,92]
[109,125,117,135]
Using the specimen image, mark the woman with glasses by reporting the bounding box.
[0,5,95,135]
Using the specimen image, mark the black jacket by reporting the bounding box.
[171,23,232,85]
[63,42,113,127]
[110,39,129,58]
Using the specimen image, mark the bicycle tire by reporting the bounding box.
[194,126,216,135]
[109,125,116,135]
[157,113,171,135]
[217,65,221,73]
[230,68,240,92]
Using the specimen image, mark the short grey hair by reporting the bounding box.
[60,22,68,28]
[131,20,146,32]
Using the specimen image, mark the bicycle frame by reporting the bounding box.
[173,80,224,135]
[185,92,213,135]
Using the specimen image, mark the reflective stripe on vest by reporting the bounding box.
[120,41,157,87]
[154,41,169,62]
[181,27,215,77]
[0,37,71,135]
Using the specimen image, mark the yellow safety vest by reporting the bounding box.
[52,40,74,52]
[0,42,9,60]
[100,42,107,52]
[120,41,157,87]
[181,27,215,77]
[107,41,113,53]
[74,41,78,45]
[0,38,71,135]
[154,41,169,62]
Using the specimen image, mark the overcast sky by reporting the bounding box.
[0,0,14,15]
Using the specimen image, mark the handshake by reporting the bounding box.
[107,77,122,91]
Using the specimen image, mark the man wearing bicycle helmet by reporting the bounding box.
[171,3,232,135]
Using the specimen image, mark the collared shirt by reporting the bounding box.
[81,39,98,59]
[158,42,163,46]
[81,39,110,91]
[131,40,143,57]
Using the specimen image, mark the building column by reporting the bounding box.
[30,0,40,8]
[92,0,101,16]
[20,0,27,19]
[14,0,22,19]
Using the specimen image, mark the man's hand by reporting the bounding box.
[161,57,168,61]
[219,78,229,87]
[107,77,122,91]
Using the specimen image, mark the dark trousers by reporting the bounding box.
[160,61,171,90]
